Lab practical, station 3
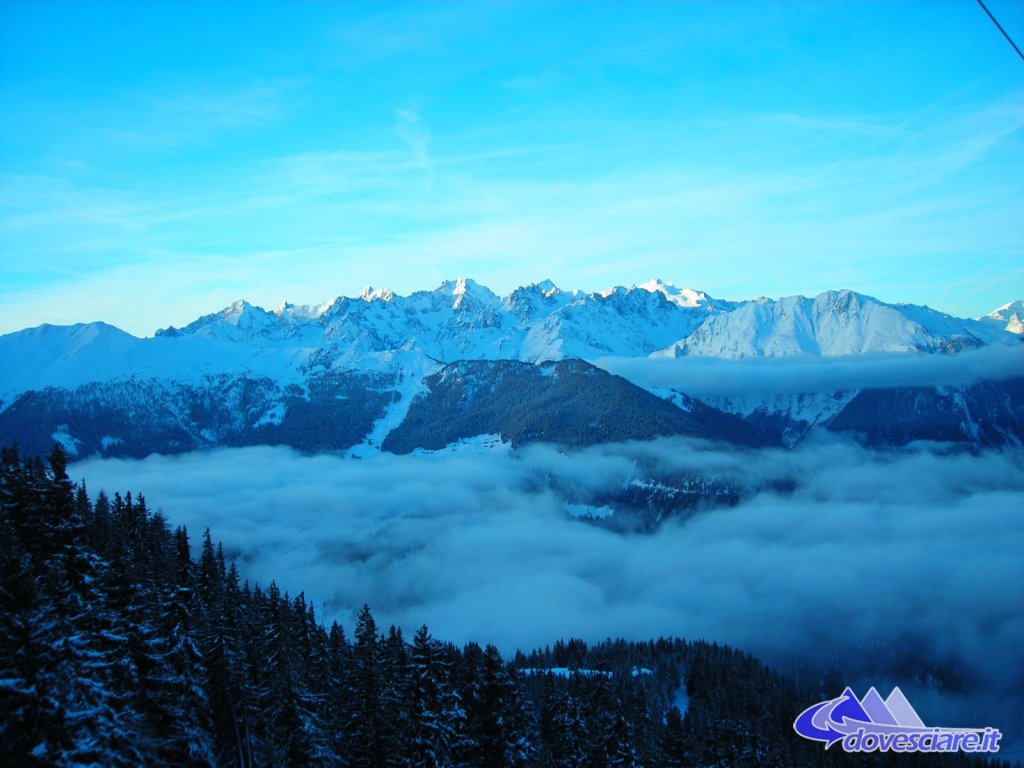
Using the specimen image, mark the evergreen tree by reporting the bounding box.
[348,604,386,768]
[660,706,686,768]
[0,512,55,765]
[202,557,248,768]
[147,526,215,766]
[324,620,352,763]
[467,644,536,768]
[403,625,467,768]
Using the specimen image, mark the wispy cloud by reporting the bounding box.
[331,3,511,64]
[744,112,914,141]
[897,90,1024,193]
[101,78,301,150]
[394,105,432,169]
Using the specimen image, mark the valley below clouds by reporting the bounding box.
[76,438,1024,746]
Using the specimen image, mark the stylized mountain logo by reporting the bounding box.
[793,687,1001,754]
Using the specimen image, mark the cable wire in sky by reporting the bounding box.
[976,0,1024,62]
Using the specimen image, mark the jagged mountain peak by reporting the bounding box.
[598,284,629,298]
[989,298,1024,316]
[423,277,499,311]
[177,298,279,336]
[435,276,488,297]
[358,285,395,302]
[224,298,269,322]
[508,279,566,301]
[980,299,1024,335]
[531,278,560,296]
[273,299,335,324]
[637,278,713,309]
[820,287,867,302]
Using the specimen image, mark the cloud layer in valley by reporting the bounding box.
[75,438,1024,748]
[596,342,1024,398]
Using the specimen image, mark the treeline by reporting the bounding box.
[0,444,1015,767]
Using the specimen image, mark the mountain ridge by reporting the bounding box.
[1,279,1021,460]
[3,280,1019,401]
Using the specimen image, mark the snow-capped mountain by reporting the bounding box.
[655,290,1008,358]
[2,280,1015,402]
[979,299,1024,335]
[155,277,735,366]
[0,279,1021,459]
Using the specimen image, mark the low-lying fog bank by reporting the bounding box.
[76,437,1024,752]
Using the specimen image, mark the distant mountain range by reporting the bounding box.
[0,279,1021,460]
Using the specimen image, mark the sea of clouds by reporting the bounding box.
[75,436,1024,751]
[594,342,1024,396]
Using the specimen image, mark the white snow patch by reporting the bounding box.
[348,356,439,457]
[411,434,512,457]
[648,387,694,412]
[51,428,80,457]
[254,403,286,427]
[100,436,123,450]
[672,681,689,715]
[638,278,709,309]
[520,668,610,678]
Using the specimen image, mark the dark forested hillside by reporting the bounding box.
[0,372,394,460]
[0,444,1014,767]
[382,359,763,454]
[823,378,1024,448]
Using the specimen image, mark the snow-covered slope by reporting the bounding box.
[0,317,314,403]
[0,322,141,398]
[655,290,1009,359]
[979,300,1024,335]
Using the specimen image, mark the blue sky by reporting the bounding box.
[1,0,1022,336]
